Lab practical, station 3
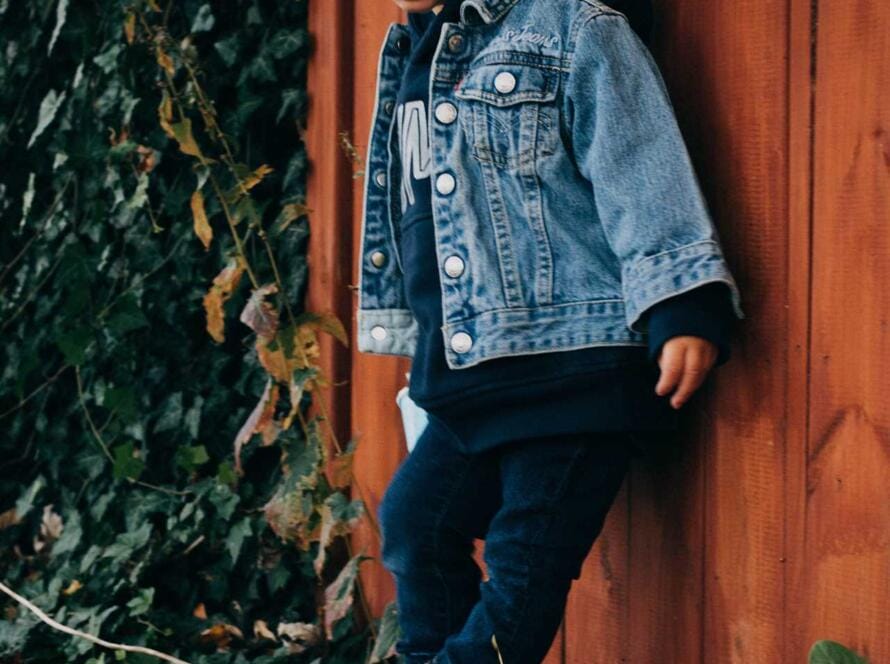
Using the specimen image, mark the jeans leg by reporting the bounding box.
[378,413,502,663]
[433,431,634,664]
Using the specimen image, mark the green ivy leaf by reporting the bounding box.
[175,444,209,472]
[226,516,251,564]
[112,441,144,481]
[106,294,149,335]
[28,89,67,148]
[125,588,154,617]
[190,4,215,33]
[55,326,93,365]
[809,640,869,664]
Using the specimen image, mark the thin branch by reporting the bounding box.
[0,365,70,422]
[0,580,190,664]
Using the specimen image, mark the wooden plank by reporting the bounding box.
[305,0,354,456]
[599,2,789,662]
[661,3,790,661]
[348,1,411,620]
[785,0,816,660]
[806,0,890,659]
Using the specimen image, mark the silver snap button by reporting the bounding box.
[370,250,387,268]
[447,33,465,53]
[434,102,458,125]
[494,71,516,94]
[435,172,456,195]
[370,325,387,341]
[450,332,473,354]
[443,255,465,278]
[374,171,386,188]
[384,100,395,115]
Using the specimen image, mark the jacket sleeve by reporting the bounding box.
[564,9,745,334]
[644,281,737,367]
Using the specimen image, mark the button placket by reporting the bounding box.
[370,250,387,268]
[443,255,465,278]
[435,172,456,195]
[434,102,458,125]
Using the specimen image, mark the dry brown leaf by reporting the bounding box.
[202,258,245,343]
[155,45,175,76]
[158,93,175,139]
[240,164,274,193]
[253,619,276,642]
[233,380,280,475]
[239,284,279,341]
[193,603,207,620]
[191,190,212,250]
[34,504,62,553]
[62,580,82,596]
[199,623,243,650]
[276,622,321,655]
[124,12,136,44]
[0,507,19,530]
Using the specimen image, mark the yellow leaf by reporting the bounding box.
[124,13,136,45]
[240,164,274,193]
[158,93,175,139]
[190,190,212,250]
[170,119,203,159]
[203,258,245,343]
[62,580,82,596]
[155,45,175,76]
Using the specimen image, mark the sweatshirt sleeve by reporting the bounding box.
[644,281,737,367]
[563,9,745,333]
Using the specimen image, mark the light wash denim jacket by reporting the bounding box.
[356,0,745,371]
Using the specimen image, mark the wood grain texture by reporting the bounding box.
[347,2,409,619]
[305,0,354,462]
[807,0,890,659]
[301,0,890,660]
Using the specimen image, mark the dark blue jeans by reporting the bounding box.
[378,412,635,664]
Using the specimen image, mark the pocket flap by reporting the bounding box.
[455,63,557,107]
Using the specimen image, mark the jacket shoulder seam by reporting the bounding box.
[568,1,630,52]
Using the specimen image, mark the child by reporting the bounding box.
[356,0,745,661]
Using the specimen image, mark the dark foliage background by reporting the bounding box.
[0,1,384,662]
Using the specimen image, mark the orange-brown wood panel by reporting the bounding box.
[306,0,354,454]
[304,1,890,661]
[806,0,890,660]
[657,3,790,663]
[348,1,411,620]
[564,1,792,661]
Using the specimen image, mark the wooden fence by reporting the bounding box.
[305,1,889,661]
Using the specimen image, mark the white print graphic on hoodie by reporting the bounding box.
[396,100,431,214]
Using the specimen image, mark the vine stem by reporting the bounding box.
[0,580,190,664]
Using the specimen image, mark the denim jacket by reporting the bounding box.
[356,0,745,370]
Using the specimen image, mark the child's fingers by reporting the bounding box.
[655,343,686,396]
[669,347,710,409]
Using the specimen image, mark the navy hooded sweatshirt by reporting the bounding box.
[394,0,736,452]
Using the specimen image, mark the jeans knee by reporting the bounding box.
[378,480,424,574]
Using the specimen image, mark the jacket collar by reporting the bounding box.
[459,0,521,24]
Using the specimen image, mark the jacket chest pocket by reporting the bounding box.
[455,62,559,170]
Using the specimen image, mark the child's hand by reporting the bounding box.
[654,336,719,409]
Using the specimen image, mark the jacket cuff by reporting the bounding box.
[623,240,745,334]
[644,281,736,366]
